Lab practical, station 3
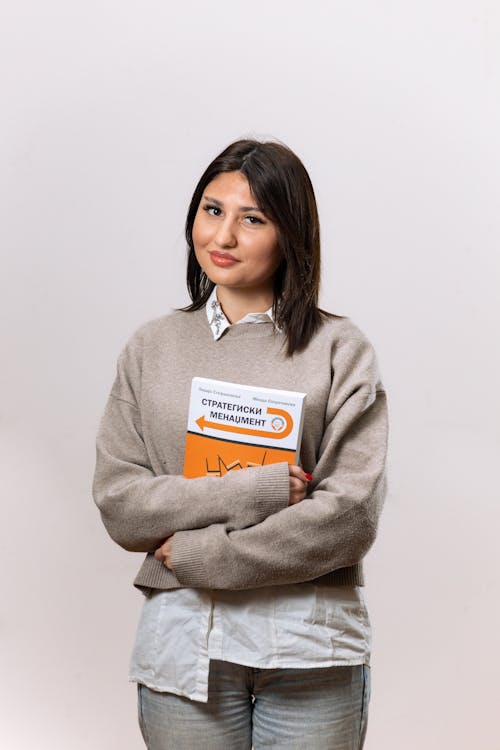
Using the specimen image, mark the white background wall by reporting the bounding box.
[1,1,499,748]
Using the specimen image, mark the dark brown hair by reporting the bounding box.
[181,138,332,356]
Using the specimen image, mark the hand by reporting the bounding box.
[288,465,312,505]
[154,535,174,570]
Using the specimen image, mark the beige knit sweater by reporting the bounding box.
[93,308,389,592]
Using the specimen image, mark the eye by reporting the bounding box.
[202,204,221,216]
[244,215,265,225]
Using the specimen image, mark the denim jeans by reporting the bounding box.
[137,660,370,749]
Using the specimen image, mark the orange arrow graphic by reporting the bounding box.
[196,407,293,440]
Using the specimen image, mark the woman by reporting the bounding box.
[93,138,389,749]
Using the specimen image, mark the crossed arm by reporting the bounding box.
[154,384,388,589]
[153,464,309,569]
[93,394,309,552]
[93,329,388,590]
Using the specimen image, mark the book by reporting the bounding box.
[183,376,307,478]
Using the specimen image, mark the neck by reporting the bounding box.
[216,286,274,324]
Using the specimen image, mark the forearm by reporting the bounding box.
[171,471,386,589]
[170,386,389,589]
[92,394,290,552]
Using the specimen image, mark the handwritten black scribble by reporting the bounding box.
[205,451,268,476]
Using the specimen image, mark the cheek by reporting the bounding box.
[192,215,210,248]
[249,244,282,280]
[263,227,281,264]
[246,228,280,263]
[263,237,282,269]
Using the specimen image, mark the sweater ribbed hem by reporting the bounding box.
[309,564,364,587]
[133,555,180,592]
[133,555,364,593]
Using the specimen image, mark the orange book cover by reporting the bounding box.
[183,377,306,478]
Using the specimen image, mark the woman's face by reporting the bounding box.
[192,171,282,297]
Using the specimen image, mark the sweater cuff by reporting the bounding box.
[171,526,219,588]
[253,461,290,522]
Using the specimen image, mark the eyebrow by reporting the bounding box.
[203,195,264,213]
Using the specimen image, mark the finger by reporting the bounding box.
[289,475,307,505]
[289,465,310,482]
[293,483,307,497]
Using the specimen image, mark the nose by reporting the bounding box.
[214,216,237,248]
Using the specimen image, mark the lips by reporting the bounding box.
[209,251,240,267]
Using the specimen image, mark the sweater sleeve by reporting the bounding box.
[170,331,389,589]
[92,333,290,553]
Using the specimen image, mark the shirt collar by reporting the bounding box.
[206,286,276,341]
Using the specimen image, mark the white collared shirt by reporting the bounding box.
[128,287,371,702]
[206,286,276,340]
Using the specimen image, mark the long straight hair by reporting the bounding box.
[181,138,334,356]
